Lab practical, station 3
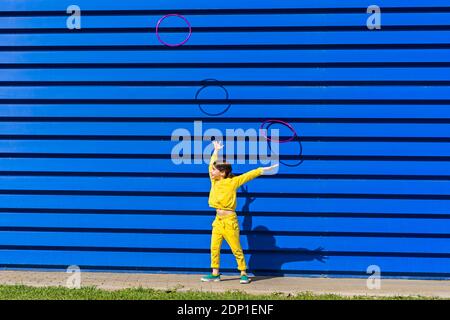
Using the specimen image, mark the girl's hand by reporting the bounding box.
[213,140,224,151]
[262,163,279,173]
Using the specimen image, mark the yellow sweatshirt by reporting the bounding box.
[208,151,264,211]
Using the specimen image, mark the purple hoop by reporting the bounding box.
[260,119,298,143]
[156,14,192,47]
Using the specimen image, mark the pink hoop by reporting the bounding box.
[156,14,192,47]
[260,119,298,143]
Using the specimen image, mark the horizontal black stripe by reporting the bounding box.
[2,62,450,68]
[1,117,450,124]
[0,208,449,219]
[4,25,450,34]
[0,227,449,238]
[0,171,449,181]
[0,245,447,259]
[2,81,450,87]
[1,7,450,17]
[3,153,450,164]
[0,153,449,161]
[1,135,450,142]
[2,44,450,52]
[250,269,450,278]
[1,99,450,105]
[0,189,448,200]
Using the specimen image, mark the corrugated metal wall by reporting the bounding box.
[0,0,449,279]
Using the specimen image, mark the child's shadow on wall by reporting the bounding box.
[240,185,328,281]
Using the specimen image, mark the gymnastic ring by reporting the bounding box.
[195,79,232,116]
[260,119,297,143]
[156,14,192,47]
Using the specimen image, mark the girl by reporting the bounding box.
[201,140,279,284]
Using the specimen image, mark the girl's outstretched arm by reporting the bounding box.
[233,164,279,188]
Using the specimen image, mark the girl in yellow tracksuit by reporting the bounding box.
[201,141,278,284]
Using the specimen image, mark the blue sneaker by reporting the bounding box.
[201,273,221,282]
[240,274,251,284]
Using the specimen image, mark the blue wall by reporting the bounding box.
[0,0,449,279]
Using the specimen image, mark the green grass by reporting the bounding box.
[0,285,443,300]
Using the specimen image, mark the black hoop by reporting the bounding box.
[266,122,304,167]
[195,79,232,116]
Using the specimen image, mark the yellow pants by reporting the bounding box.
[210,212,247,271]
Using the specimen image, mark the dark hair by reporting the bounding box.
[213,161,234,178]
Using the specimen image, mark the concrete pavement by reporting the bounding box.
[0,271,449,298]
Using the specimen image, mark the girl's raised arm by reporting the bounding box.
[208,141,223,180]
